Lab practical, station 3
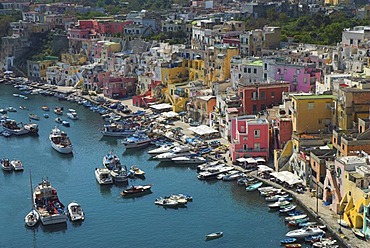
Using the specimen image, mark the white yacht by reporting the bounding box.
[286,226,325,238]
[171,155,206,164]
[95,168,113,185]
[49,127,73,154]
[147,144,175,156]
[33,178,67,225]
[67,111,79,120]
[67,202,85,221]
[153,145,191,161]
[11,159,24,171]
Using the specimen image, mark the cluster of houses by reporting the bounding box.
[2,0,370,235]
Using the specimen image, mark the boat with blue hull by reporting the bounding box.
[122,133,151,149]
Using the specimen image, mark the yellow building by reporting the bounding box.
[160,60,188,85]
[291,94,335,134]
[206,44,239,86]
[27,57,58,80]
[186,59,205,82]
[61,53,87,66]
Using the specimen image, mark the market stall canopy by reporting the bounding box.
[161,111,179,118]
[270,171,303,185]
[149,103,173,111]
[188,125,218,136]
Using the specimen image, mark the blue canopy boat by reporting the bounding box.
[280,238,297,244]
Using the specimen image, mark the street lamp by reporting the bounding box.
[338,210,344,234]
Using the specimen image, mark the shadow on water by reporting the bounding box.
[99,136,119,146]
[122,148,148,156]
[40,222,67,233]
[156,161,198,171]
[50,151,74,161]
[98,184,113,197]
[70,220,84,228]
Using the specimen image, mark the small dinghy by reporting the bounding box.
[25,209,39,227]
[205,231,223,241]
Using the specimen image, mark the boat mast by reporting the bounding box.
[29,170,34,209]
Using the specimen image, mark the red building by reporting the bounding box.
[103,76,136,99]
[238,82,290,115]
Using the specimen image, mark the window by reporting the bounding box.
[318,119,322,124]
[253,68,257,74]
[254,130,260,138]
[308,102,314,109]
[271,92,275,98]
[248,68,251,73]
[260,91,265,99]
[244,68,247,73]
[284,69,287,74]
[243,144,248,150]
[264,63,267,70]
[241,126,245,133]
[254,143,260,150]
[296,69,300,75]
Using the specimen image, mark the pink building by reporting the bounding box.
[229,115,269,163]
[103,76,136,99]
[275,63,322,92]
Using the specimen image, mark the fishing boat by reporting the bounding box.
[285,226,325,238]
[11,159,24,171]
[129,165,145,178]
[67,202,85,221]
[246,181,263,191]
[25,172,39,227]
[1,119,29,135]
[1,158,12,171]
[205,232,223,241]
[49,127,73,154]
[94,168,113,185]
[280,238,297,245]
[24,123,39,134]
[100,123,138,137]
[28,113,40,121]
[122,133,151,149]
[33,178,67,225]
[102,150,121,170]
[121,185,152,197]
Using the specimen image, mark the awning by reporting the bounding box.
[255,157,266,163]
[161,111,179,118]
[270,171,303,185]
[149,103,173,110]
[257,165,274,173]
[188,125,218,136]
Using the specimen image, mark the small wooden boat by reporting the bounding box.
[28,113,40,121]
[246,181,263,191]
[285,244,301,248]
[280,238,297,244]
[205,231,223,241]
[25,209,39,227]
[121,185,152,197]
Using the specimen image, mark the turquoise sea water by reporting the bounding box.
[0,84,293,248]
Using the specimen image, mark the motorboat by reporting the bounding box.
[6,107,17,112]
[280,205,297,213]
[102,150,121,170]
[153,145,192,161]
[171,155,206,164]
[54,107,63,115]
[24,123,39,134]
[33,178,68,225]
[11,159,24,171]
[121,185,152,197]
[1,119,29,135]
[43,114,49,118]
[197,160,220,172]
[41,106,50,111]
[287,218,309,227]
[280,238,297,245]
[55,117,62,123]
[147,144,175,155]
[222,171,244,181]
[1,158,12,171]
[67,202,85,221]
[95,168,113,185]
[205,232,223,241]
[67,111,79,120]
[268,199,291,209]
[197,166,234,180]
[122,133,151,149]
[100,123,137,137]
[110,166,129,183]
[19,106,27,110]
[154,197,179,208]
[285,214,308,222]
[246,181,263,192]
[304,234,325,243]
[28,113,40,121]
[285,226,325,238]
[25,209,39,227]
[62,120,70,127]
[129,165,145,178]
[312,239,337,248]
[49,127,73,154]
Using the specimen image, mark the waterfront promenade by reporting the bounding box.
[48,85,368,247]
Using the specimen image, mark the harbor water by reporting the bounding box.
[1,84,295,247]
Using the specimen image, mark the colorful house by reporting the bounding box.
[291,94,335,134]
[275,63,322,92]
[27,57,58,81]
[103,76,136,99]
[229,115,269,162]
